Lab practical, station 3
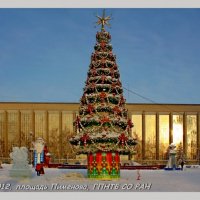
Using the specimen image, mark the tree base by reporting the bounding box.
[87,151,120,180]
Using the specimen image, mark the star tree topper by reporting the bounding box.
[96,9,112,31]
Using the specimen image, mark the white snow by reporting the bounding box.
[1,164,200,193]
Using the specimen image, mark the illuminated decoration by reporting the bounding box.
[70,10,137,179]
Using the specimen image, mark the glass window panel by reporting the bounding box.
[187,115,197,160]
[173,115,183,145]
[48,112,60,159]
[62,112,75,159]
[62,112,74,134]
[131,114,142,161]
[159,115,169,160]
[35,111,46,140]
[21,111,32,147]
[0,112,5,157]
[8,112,19,152]
[145,115,156,160]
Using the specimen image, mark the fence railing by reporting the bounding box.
[1,157,199,165]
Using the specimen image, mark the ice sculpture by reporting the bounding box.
[9,147,32,177]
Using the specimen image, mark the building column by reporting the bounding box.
[156,113,159,160]
[18,111,21,147]
[45,111,49,146]
[142,112,145,160]
[169,113,173,144]
[128,112,132,160]
[183,112,187,157]
[31,110,35,141]
[197,113,200,164]
[128,112,132,136]
[4,111,8,157]
[59,111,63,159]
[73,111,77,134]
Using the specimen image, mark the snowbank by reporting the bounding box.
[0,164,200,192]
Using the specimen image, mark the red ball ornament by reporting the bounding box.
[80,133,90,146]
[118,133,128,146]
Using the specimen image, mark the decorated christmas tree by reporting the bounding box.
[70,10,137,179]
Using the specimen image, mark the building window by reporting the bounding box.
[173,115,183,145]
[131,114,142,161]
[159,115,169,160]
[0,112,5,157]
[187,115,197,160]
[145,114,156,160]
[35,111,46,140]
[62,112,74,159]
[62,112,74,134]
[8,112,19,153]
[48,111,60,159]
[21,111,32,147]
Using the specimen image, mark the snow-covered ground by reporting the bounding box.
[1,164,200,192]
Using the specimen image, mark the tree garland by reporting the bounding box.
[70,29,137,154]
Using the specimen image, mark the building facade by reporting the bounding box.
[0,102,200,164]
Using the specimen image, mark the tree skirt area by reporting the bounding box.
[0,164,200,192]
